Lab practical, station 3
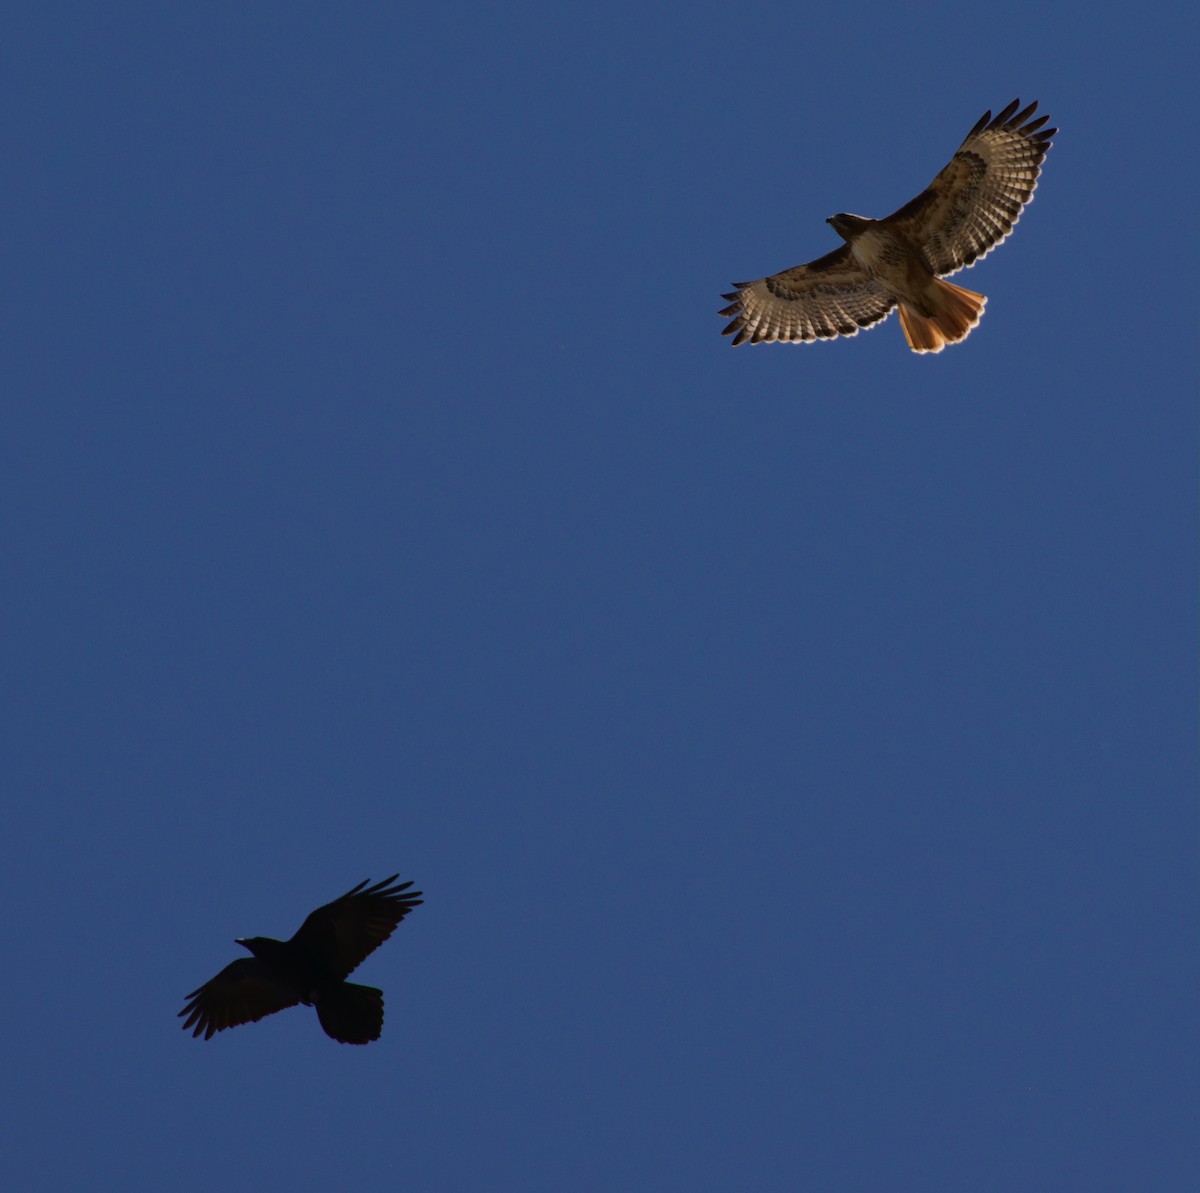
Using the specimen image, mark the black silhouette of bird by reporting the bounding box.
[180,875,422,1044]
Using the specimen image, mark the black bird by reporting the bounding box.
[180,875,422,1044]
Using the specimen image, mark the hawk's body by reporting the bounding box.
[720,100,1056,353]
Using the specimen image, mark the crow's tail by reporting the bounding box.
[316,982,384,1044]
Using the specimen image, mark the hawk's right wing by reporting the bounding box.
[884,99,1055,278]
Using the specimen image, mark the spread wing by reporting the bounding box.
[289,875,423,980]
[884,99,1055,277]
[719,246,897,345]
[179,957,301,1039]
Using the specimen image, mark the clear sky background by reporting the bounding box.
[4,3,1196,1191]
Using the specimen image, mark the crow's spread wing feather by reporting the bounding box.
[290,875,423,979]
[178,957,302,1039]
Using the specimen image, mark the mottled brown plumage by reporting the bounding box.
[720,100,1055,353]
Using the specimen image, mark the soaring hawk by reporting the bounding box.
[719,99,1055,354]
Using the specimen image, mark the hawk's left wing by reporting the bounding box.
[885,99,1056,277]
[720,246,897,345]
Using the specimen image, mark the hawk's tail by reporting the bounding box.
[898,279,987,354]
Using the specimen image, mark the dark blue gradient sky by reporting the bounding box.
[3,4,1196,1191]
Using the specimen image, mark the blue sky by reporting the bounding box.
[4,3,1196,1190]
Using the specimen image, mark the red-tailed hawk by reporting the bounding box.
[720,99,1055,354]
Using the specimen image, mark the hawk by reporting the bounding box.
[180,875,422,1044]
[720,99,1055,354]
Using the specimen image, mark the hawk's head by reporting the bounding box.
[827,213,874,242]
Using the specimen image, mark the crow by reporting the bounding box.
[180,875,422,1044]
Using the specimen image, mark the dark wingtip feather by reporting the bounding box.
[993,98,1022,125]
[968,109,992,137]
[1010,99,1039,126]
